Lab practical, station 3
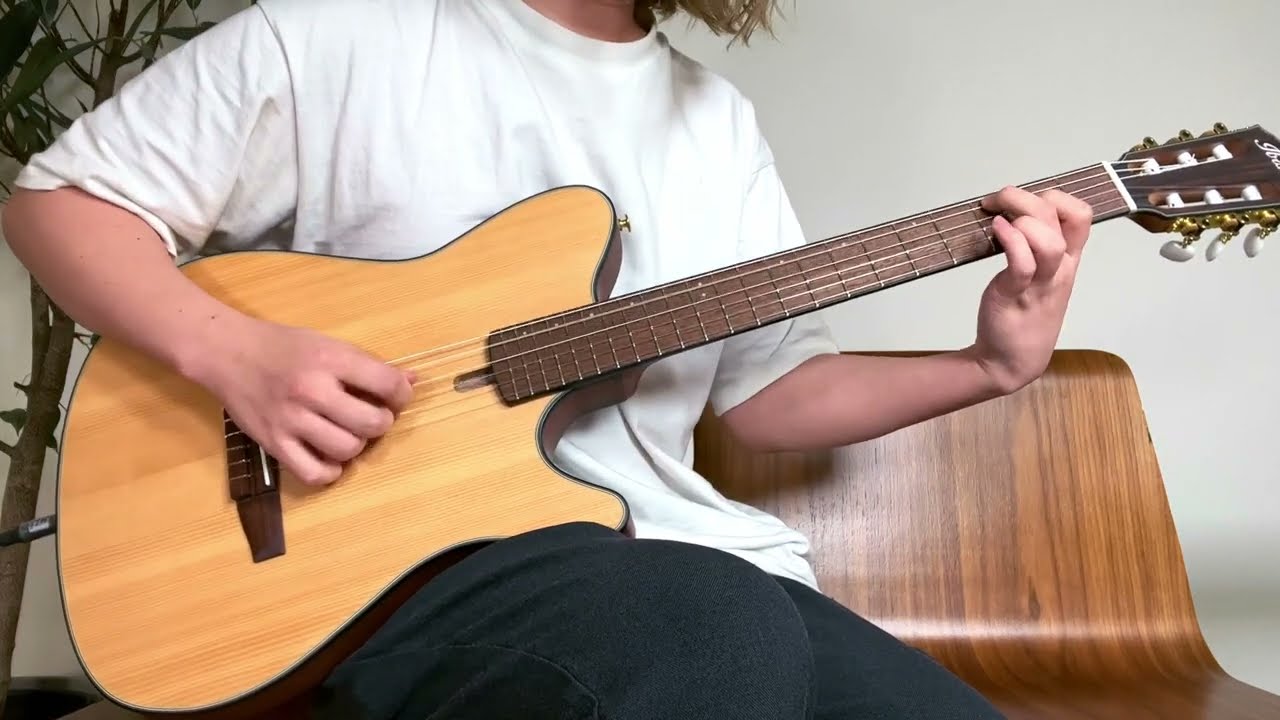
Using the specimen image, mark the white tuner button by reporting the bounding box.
[1160,240,1196,262]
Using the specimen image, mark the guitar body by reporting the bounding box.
[55,186,631,716]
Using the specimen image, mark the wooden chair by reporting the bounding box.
[62,349,1280,719]
[693,349,1280,719]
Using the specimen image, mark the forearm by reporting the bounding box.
[721,349,1004,452]
[2,187,247,384]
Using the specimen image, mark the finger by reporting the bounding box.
[335,350,415,412]
[276,436,343,486]
[1041,189,1093,257]
[1011,215,1065,283]
[315,390,395,439]
[981,185,1060,231]
[991,215,1035,295]
[290,408,367,463]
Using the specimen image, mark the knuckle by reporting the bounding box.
[372,408,395,435]
[1069,201,1094,225]
[1012,216,1040,236]
[287,373,325,404]
[341,434,367,460]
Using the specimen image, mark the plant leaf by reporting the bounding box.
[0,407,27,435]
[9,102,40,153]
[0,36,104,115]
[45,405,60,450]
[158,21,216,40]
[0,0,40,81]
[185,0,202,9]
[41,0,55,21]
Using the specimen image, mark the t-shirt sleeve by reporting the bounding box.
[14,4,296,260]
[708,131,840,416]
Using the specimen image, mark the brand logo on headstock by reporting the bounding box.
[1257,139,1280,172]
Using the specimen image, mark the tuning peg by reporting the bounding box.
[1206,237,1229,261]
[1202,213,1244,261]
[1160,238,1197,262]
[1166,129,1194,144]
[1241,209,1280,258]
[1161,217,1204,262]
[1200,122,1230,137]
[1131,136,1160,152]
[1243,226,1268,258]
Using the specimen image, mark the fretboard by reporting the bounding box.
[489,163,1130,403]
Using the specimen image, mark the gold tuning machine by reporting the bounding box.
[1165,129,1194,144]
[1203,213,1245,238]
[1170,217,1204,239]
[1131,136,1160,152]
[1238,209,1279,259]
[1160,217,1205,262]
[1203,214,1246,261]
[1245,209,1280,232]
[1200,122,1230,137]
[617,215,632,233]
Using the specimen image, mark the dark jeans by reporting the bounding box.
[315,521,1005,719]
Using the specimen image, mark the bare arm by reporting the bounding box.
[2,186,244,385]
[721,186,1092,453]
[2,187,413,485]
[720,349,1001,452]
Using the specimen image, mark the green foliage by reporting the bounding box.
[0,2,40,81]
[0,0,222,172]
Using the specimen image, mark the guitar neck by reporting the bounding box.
[488,163,1131,403]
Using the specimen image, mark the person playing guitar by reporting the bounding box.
[3,1,1094,718]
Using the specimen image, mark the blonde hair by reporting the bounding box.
[636,0,784,44]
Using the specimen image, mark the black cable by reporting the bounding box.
[0,515,56,547]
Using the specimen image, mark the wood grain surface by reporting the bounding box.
[694,349,1280,719]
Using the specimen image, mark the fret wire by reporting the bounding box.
[666,290,688,350]
[824,247,850,298]
[932,211,958,266]
[643,305,663,354]
[689,282,712,343]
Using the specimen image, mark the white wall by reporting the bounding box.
[2,0,1277,696]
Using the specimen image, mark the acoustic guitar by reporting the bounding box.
[54,124,1280,717]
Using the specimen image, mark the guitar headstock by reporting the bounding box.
[1113,123,1280,262]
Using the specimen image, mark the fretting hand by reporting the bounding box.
[969,186,1093,394]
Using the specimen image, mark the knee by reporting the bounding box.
[586,538,814,706]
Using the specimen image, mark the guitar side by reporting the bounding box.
[54,186,632,716]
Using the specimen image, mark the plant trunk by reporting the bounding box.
[0,281,75,718]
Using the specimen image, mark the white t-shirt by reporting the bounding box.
[17,0,840,587]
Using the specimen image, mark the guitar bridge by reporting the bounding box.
[225,412,285,563]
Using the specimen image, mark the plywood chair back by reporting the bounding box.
[693,350,1280,716]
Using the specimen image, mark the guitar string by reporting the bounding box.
[395,171,1133,383]
[222,191,1134,458]
[376,158,1166,372]
[397,190,1133,408]
[222,219,1100,456]
[393,159,1206,379]
[222,174,1133,450]
[386,195,1138,428]
[312,187,1134,433]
